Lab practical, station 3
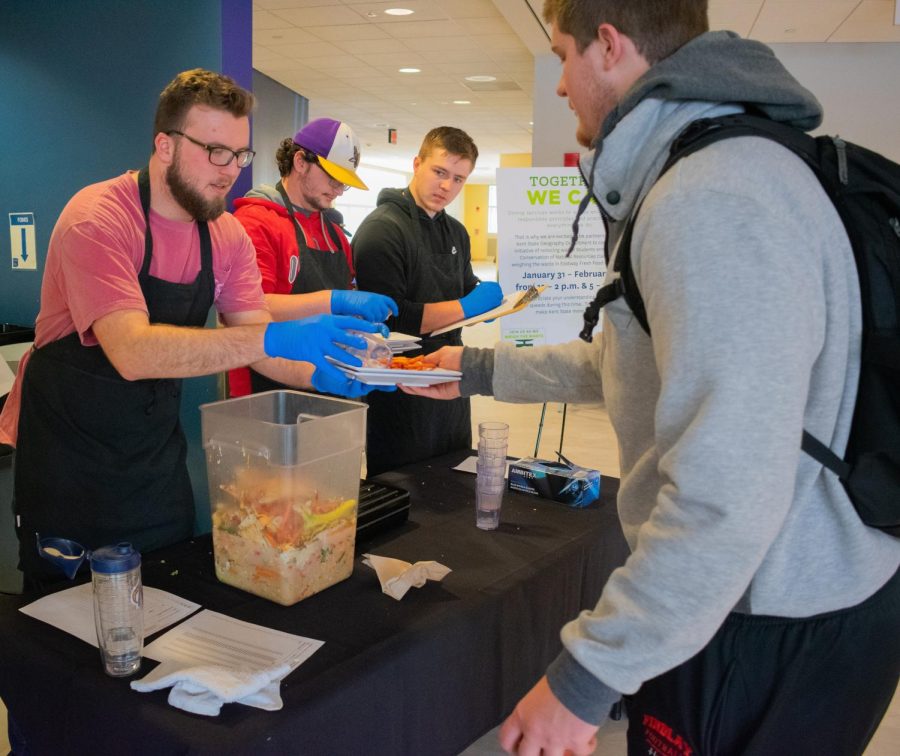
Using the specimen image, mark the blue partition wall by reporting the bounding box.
[0,0,252,532]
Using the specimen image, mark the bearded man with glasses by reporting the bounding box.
[0,69,392,594]
[229,118,397,396]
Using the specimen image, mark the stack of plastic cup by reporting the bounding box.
[476,422,509,530]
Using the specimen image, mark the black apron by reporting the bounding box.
[14,168,214,583]
[365,195,472,477]
[249,181,351,394]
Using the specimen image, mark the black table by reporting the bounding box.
[0,451,628,756]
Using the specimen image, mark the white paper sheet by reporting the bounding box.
[142,609,323,671]
[429,285,546,336]
[19,582,201,647]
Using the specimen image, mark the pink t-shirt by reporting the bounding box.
[0,171,266,445]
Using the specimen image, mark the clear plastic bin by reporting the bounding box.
[201,390,366,606]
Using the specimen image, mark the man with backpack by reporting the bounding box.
[405,2,900,753]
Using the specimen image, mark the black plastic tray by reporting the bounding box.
[356,479,410,540]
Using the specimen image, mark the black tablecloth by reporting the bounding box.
[0,451,628,756]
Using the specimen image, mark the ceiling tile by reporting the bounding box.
[253,10,290,30]
[354,51,429,66]
[254,0,900,175]
[438,0,501,19]
[274,5,366,26]
[455,16,517,36]
[376,19,466,38]
[708,1,764,37]
[309,24,392,41]
[266,40,348,58]
[749,0,860,42]
[331,37,409,54]
[254,26,321,45]
[300,54,382,71]
[403,36,483,52]
[829,0,900,41]
[472,33,530,52]
[255,0,328,8]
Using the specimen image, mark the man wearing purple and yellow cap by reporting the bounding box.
[230,118,397,395]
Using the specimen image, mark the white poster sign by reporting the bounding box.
[496,168,606,346]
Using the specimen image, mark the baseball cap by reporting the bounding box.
[293,118,368,190]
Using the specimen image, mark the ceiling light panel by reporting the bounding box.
[349,2,446,24]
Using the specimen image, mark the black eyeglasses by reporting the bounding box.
[167,130,255,168]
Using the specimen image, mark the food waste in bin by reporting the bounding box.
[202,391,366,606]
[211,465,357,605]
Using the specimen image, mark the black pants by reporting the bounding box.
[625,568,900,756]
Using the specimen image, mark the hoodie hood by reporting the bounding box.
[599,31,822,143]
[376,187,410,212]
[377,186,451,226]
[243,184,285,205]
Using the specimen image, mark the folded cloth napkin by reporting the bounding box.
[131,660,292,716]
[362,553,451,600]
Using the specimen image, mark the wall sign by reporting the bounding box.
[496,167,606,347]
[9,212,37,270]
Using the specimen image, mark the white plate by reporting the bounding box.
[387,331,421,345]
[387,332,422,354]
[326,356,461,386]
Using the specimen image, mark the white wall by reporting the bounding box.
[532,54,580,166]
[532,42,900,165]
[770,43,900,162]
[335,164,410,237]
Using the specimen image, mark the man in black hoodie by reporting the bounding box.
[352,127,502,475]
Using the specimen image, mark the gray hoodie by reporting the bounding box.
[462,31,900,722]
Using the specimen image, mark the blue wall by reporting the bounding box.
[0,0,253,533]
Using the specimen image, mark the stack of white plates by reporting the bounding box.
[386,332,421,354]
[326,356,461,387]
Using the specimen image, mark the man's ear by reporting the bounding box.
[596,23,626,69]
[154,131,176,165]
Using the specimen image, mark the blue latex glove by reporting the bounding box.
[459,281,503,318]
[331,290,398,322]
[311,365,397,398]
[264,314,383,367]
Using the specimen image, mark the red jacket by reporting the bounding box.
[229,191,354,396]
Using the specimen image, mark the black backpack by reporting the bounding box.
[583,113,900,536]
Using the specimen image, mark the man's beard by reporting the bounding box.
[165,156,227,222]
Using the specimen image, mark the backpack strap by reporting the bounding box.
[579,113,824,342]
[802,430,852,480]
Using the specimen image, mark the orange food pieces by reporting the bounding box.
[390,355,435,371]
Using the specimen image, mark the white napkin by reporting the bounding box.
[362,553,451,600]
[131,660,291,716]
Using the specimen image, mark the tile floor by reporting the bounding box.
[2,263,896,754]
